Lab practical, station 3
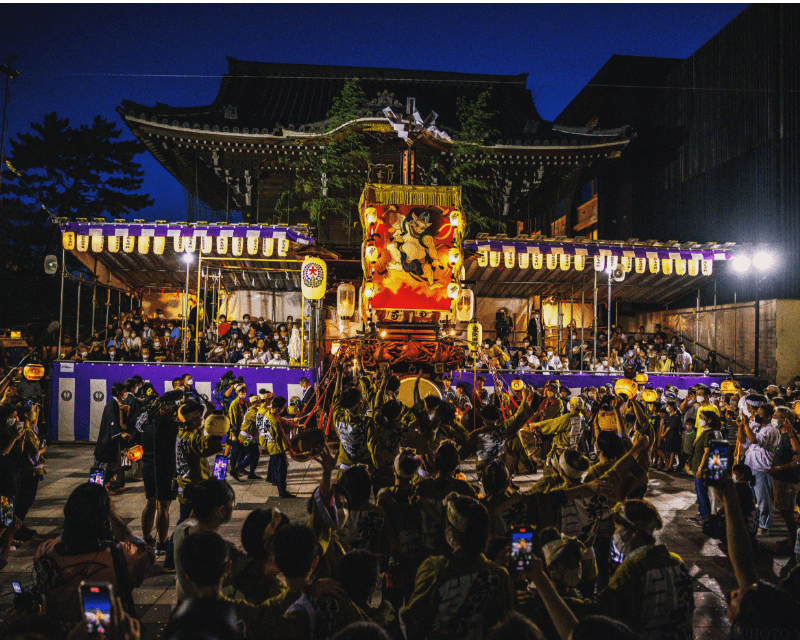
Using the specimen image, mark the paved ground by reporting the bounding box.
[1,443,794,639]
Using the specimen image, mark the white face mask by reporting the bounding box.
[81,351,88,358]
[142,354,149,360]
[696,395,705,403]
[698,417,707,428]
[602,360,608,366]
[186,378,194,386]
[109,351,116,357]
[237,343,244,349]
[496,341,502,346]
[154,342,161,349]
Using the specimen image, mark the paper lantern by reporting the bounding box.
[701,259,713,275]
[23,364,45,381]
[607,255,619,270]
[532,253,543,269]
[300,256,327,300]
[648,258,660,274]
[108,236,121,253]
[489,251,501,267]
[364,207,378,225]
[247,237,260,255]
[518,252,529,269]
[125,445,144,462]
[642,389,658,403]
[477,250,488,267]
[277,238,289,257]
[365,245,379,262]
[76,234,90,252]
[721,379,738,394]
[337,283,356,318]
[216,236,228,255]
[447,282,459,299]
[449,247,461,267]
[62,231,75,251]
[449,210,462,228]
[559,254,571,271]
[153,236,165,255]
[688,259,699,276]
[185,236,196,254]
[574,255,585,271]
[614,378,639,400]
[675,258,687,275]
[594,255,605,271]
[504,249,515,268]
[661,258,673,275]
[173,236,185,253]
[201,236,213,254]
[91,235,104,253]
[456,289,474,323]
[137,236,150,255]
[123,236,135,253]
[546,254,558,270]
[232,237,244,256]
[263,238,275,257]
[635,373,649,385]
[467,320,483,352]
[622,257,632,273]
[363,282,375,300]
[635,258,646,273]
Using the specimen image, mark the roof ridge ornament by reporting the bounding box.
[367,89,403,109]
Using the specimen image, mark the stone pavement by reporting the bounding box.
[0,443,793,639]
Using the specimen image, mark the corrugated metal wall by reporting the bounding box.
[653,4,800,302]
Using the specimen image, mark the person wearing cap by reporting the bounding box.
[230,395,263,482]
[594,499,694,640]
[402,493,514,640]
[737,399,779,533]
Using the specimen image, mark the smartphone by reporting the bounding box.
[39,439,47,449]
[212,455,228,482]
[11,582,21,595]
[79,582,113,635]
[510,525,534,571]
[0,496,13,528]
[707,440,730,482]
[89,468,105,486]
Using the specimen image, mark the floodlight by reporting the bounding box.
[752,251,774,272]
[731,255,751,273]
[182,253,194,264]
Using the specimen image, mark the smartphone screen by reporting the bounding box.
[0,496,13,528]
[212,455,228,482]
[707,440,729,482]
[40,439,46,449]
[12,582,21,595]
[510,526,534,571]
[80,582,113,635]
[89,468,105,486]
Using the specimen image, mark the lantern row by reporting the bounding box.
[63,232,290,258]
[477,250,713,276]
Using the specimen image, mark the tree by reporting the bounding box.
[0,112,152,329]
[275,78,371,242]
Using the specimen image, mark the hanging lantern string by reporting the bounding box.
[4,159,59,224]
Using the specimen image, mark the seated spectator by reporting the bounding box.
[151,336,169,361]
[107,343,122,362]
[229,338,245,363]
[34,483,154,622]
[228,321,242,342]
[269,350,289,366]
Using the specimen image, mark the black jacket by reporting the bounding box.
[94,400,123,464]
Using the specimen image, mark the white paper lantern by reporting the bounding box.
[123,236,135,253]
[173,236,184,253]
[477,249,488,267]
[607,255,619,270]
[232,237,244,256]
[648,258,660,274]
[137,236,150,255]
[76,235,90,252]
[559,254,571,271]
[365,245,379,263]
[701,259,713,275]
[503,250,515,269]
[456,289,474,323]
[108,236,121,253]
[621,257,632,273]
[447,282,459,299]
[532,253,543,269]
[661,258,673,275]
[247,237,259,255]
[489,251,501,268]
[675,258,687,275]
[216,236,228,255]
[277,238,289,257]
[688,259,699,276]
[546,254,558,270]
[91,235,104,253]
[635,258,646,273]
[337,283,356,318]
[594,255,605,271]
[574,255,585,271]
[263,237,274,257]
[201,236,213,254]
[518,252,529,269]
[185,236,196,253]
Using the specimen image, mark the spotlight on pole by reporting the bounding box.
[182,253,194,265]
[731,255,751,273]
[752,251,774,272]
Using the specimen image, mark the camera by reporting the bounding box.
[12,582,43,615]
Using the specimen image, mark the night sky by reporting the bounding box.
[1,4,746,221]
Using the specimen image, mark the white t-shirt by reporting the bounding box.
[173,518,199,603]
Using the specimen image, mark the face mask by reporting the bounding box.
[523,342,530,347]
[142,355,149,361]
[496,341,502,346]
[186,378,194,386]
[680,347,685,352]
[154,342,161,349]
[661,355,667,360]
[696,395,705,403]
[547,352,553,357]
[556,566,583,588]
[602,360,608,366]
[6,418,16,428]
[81,352,88,358]
[613,531,632,559]
[237,343,243,349]
[698,418,707,428]
[109,351,116,357]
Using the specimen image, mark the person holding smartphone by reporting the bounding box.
[93,383,132,494]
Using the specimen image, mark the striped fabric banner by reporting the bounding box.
[61,223,313,245]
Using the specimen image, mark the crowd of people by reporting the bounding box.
[2,354,800,640]
[69,308,303,366]
[486,312,722,375]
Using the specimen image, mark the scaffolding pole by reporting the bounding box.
[57,248,65,356]
[593,269,598,363]
[75,281,82,346]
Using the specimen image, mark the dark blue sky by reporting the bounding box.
[1,3,746,221]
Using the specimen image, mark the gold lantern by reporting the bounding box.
[503,248,515,268]
[137,236,150,255]
[365,245,379,263]
[263,237,275,257]
[173,236,185,253]
[62,231,75,251]
[76,234,90,252]
[648,258,660,274]
[232,237,244,257]
[447,282,460,299]
[337,283,355,318]
[701,259,713,275]
[467,321,483,352]
[277,238,289,257]
[449,210,462,228]
[364,207,378,225]
[559,254,571,271]
[456,289,474,323]
[449,247,461,268]
[661,258,673,275]
[363,282,375,300]
[489,250,501,268]
[594,255,605,271]
[216,236,228,255]
[247,236,260,255]
[201,236,213,254]
[675,258,687,275]
[622,257,633,273]
[574,255,585,271]
[518,252,529,269]
[123,236,135,253]
[614,378,639,400]
[642,389,658,403]
[108,236,121,253]
[546,254,558,270]
[153,236,165,255]
[91,235,104,253]
[635,257,646,273]
[300,256,327,300]
[477,249,488,267]
[688,259,699,276]
[532,253,543,269]
[23,364,45,381]
[635,373,649,385]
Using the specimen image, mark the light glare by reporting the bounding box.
[753,251,774,272]
[731,255,751,273]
